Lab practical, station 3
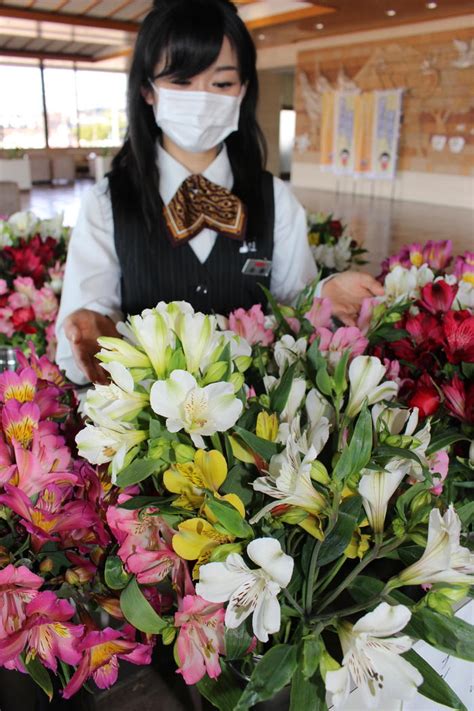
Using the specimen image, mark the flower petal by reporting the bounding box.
[352,603,411,637]
[247,538,294,588]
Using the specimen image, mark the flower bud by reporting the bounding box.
[173,443,196,464]
[90,546,105,566]
[65,569,80,586]
[201,361,229,385]
[259,394,271,409]
[386,312,402,323]
[310,461,330,485]
[277,506,308,524]
[426,592,455,617]
[229,372,245,393]
[162,626,177,646]
[235,355,252,373]
[39,558,54,574]
[96,596,124,619]
[392,517,406,539]
[256,412,278,442]
[0,546,10,568]
[383,434,414,448]
[410,491,432,514]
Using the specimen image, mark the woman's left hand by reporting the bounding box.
[321,271,384,326]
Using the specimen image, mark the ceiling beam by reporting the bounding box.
[0,5,140,32]
[246,5,335,30]
[0,47,95,62]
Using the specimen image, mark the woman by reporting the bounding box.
[56,0,383,385]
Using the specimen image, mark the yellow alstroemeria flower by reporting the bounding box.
[256,412,279,442]
[345,528,371,559]
[164,449,245,518]
[172,518,232,578]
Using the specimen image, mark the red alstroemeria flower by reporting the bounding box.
[418,280,458,315]
[408,375,441,418]
[443,310,474,364]
[62,627,153,699]
[442,375,474,424]
[11,306,36,334]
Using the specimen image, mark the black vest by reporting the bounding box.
[109,170,275,317]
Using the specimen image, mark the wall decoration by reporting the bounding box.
[449,136,466,153]
[295,28,474,177]
[431,134,447,151]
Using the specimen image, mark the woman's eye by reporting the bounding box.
[214,82,235,89]
[171,79,191,85]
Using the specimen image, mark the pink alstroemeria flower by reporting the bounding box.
[0,591,83,672]
[62,627,153,698]
[174,595,225,685]
[304,297,333,330]
[0,484,99,552]
[422,240,452,271]
[428,451,449,496]
[0,564,43,639]
[12,276,36,301]
[4,436,75,497]
[0,307,14,338]
[107,505,193,596]
[17,346,66,388]
[0,367,37,404]
[454,251,474,284]
[228,304,274,346]
[1,400,40,448]
[314,326,368,371]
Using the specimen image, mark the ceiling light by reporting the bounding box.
[258,33,266,40]
[426,2,437,7]
[386,9,397,16]
[315,23,324,29]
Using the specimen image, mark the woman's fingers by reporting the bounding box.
[362,273,385,296]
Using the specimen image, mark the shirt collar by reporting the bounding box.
[157,143,233,205]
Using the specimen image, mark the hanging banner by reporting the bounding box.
[319,92,335,170]
[353,92,375,176]
[370,88,403,180]
[332,91,358,175]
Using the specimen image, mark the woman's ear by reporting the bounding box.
[141,85,155,106]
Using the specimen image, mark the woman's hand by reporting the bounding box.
[321,272,384,326]
[63,309,119,384]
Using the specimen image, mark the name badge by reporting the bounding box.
[241,258,272,277]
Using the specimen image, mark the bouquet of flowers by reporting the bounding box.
[307,212,367,277]
[0,211,69,358]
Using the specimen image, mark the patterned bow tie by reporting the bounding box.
[163,174,247,246]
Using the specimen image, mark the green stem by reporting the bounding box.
[317,544,381,614]
[304,539,322,614]
[313,555,347,597]
[283,589,304,617]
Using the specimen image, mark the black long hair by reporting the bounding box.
[111,0,267,234]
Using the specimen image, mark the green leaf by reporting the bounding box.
[290,665,327,711]
[373,445,428,477]
[405,607,474,662]
[116,458,161,487]
[234,645,297,711]
[457,501,474,526]
[316,365,333,398]
[333,349,350,396]
[225,623,253,661]
[333,404,372,482]
[348,574,385,603]
[120,577,167,634]
[197,660,242,711]
[395,482,429,522]
[24,655,53,701]
[206,497,252,539]
[220,464,254,507]
[318,495,362,566]
[104,555,132,590]
[426,430,469,457]
[118,495,168,510]
[270,362,298,414]
[302,636,324,680]
[403,650,467,711]
[259,284,292,333]
[233,426,279,462]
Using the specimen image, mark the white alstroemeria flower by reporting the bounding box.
[358,467,406,533]
[395,505,474,587]
[150,369,242,448]
[334,235,353,271]
[97,336,152,370]
[264,374,307,425]
[277,411,329,460]
[274,334,307,376]
[251,436,325,522]
[84,362,149,422]
[220,330,252,359]
[454,280,474,310]
[372,404,419,438]
[384,264,434,303]
[174,311,219,375]
[346,356,398,418]
[128,310,172,378]
[76,412,147,482]
[37,212,64,240]
[325,603,422,710]
[7,210,38,238]
[155,300,195,327]
[196,538,294,642]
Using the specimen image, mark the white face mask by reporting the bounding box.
[151,85,243,153]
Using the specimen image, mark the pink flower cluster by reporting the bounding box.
[379,239,453,278]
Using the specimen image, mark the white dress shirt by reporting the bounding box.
[56,144,318,384]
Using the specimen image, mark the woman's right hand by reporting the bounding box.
[63,309,119,384]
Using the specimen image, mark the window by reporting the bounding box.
[43,67,79,148]
[0,65,46,149]
[76,70,127,148]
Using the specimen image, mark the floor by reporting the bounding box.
[21,179,474,274]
